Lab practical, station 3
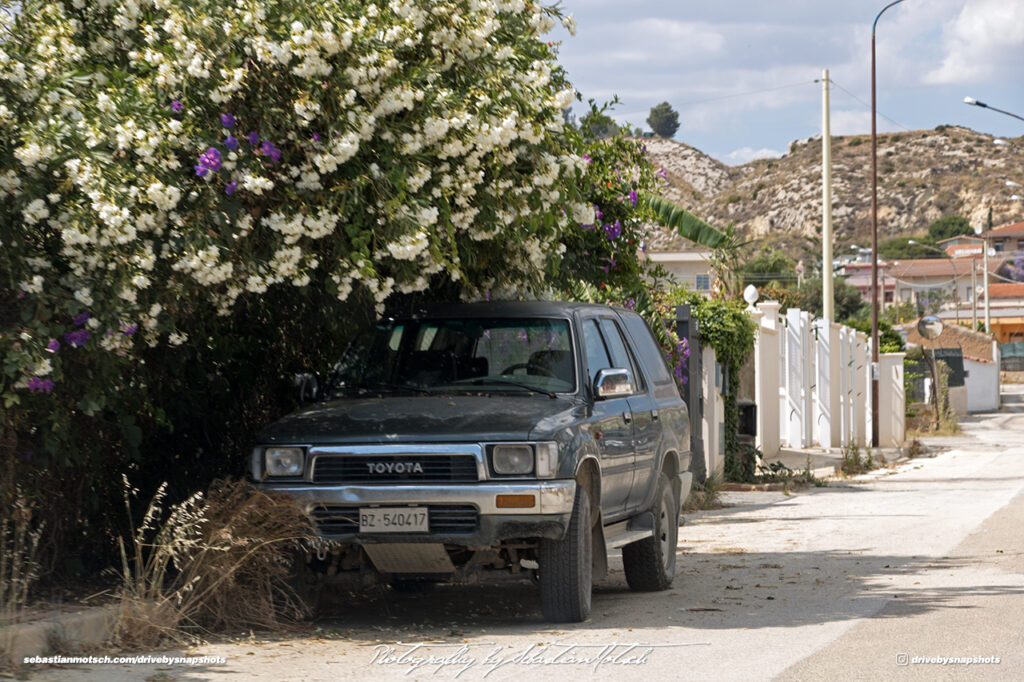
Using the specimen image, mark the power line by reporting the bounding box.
[826,78,912,132]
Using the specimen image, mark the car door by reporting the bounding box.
[581,317,635,519]
[599,317,661,513]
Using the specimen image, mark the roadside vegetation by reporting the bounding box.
[0,0,733,641]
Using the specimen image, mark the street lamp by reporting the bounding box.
[871,0,908,448]
[973,224,992,333]
[964,97,1024,124]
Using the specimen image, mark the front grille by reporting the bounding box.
[310,505,479,536]
[312,455,479,484]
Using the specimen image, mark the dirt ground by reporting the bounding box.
[1001,371,1024,384]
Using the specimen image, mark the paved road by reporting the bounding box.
[40,399,1024,681]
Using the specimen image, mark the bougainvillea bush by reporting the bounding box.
[0,0,660,571]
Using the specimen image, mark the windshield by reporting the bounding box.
[328,317,576,396]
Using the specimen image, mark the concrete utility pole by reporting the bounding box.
[822,69,834,322]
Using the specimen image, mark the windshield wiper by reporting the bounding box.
[466,378,557,399]
[339,381,434,395]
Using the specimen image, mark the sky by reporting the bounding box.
[550,0,1024,166]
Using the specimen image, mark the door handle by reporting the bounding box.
[622,412,632,424]
[651,410,659,421]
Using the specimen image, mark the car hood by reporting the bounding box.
[256,394,586,444]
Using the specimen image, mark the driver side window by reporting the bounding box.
[582,319,612,387]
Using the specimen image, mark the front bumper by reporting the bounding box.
[264,480,577,545]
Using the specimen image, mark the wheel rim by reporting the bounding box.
[659,494,672,567]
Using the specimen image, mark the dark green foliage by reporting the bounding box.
[843,318,905,353]
[927,215,973,241]
[741,249,797,287]
[796,278,869,320]
[646,101,680,139]
[878,236,940,259]
[579,110,619,139]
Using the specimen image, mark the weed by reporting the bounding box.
[905,439,927,458]
[112,477,317,648]
[683,472,724,511]
[840,443,876,475]
[1,492,44,669]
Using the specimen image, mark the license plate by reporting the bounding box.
[359,507,429,533]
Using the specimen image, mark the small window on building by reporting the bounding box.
[696,273,710,291]
[884,291,894,303]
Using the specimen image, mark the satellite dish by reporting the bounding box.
[917,315,943,340]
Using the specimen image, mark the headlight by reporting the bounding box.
[492,444,534,475]
[264,447,305,477]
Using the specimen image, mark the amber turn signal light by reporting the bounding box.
[496,494,536,508]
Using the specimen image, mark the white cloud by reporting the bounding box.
[924,0,1024,84]
[720,146,783,165]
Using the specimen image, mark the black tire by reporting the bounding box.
[538,484,592,622]
[622,472,679,591]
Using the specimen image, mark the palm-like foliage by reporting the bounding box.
[639,193,745,299]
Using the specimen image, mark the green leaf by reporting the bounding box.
[640,192,727,249]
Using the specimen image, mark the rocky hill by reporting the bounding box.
[643,127,1024,255]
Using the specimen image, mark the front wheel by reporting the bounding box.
[538,484,592,622]
[622,472,679,591]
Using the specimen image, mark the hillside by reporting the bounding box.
[643,127,1024,256]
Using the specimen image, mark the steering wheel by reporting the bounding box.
[500,362,555,377]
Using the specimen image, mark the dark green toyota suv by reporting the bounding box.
[251,301,691,622]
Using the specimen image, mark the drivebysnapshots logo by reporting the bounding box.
[896,653,1001,667]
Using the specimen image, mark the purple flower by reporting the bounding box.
[225,135,238,150]
[64,329,91,348]
[625,299,636,310]
[225,181,238,196]
[657,167,667,179]
[221,113,236,128]
[259,141,282,162]
[73,311,90,326]
[629,190,638,207]
[312,132,322,142]
[170,100,182,112]
[246,131,259,146]
[46,338,60,353]
[582,154,592,163]
[27,377,56,394]
[599,257,617,274]
[120,322,139,336]
[594,207,603,221]
[603,220,622,240]
[195,147,222,177]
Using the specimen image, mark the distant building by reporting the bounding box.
[639,224,714,296]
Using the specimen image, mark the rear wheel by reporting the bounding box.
[538,484,592,622]
[622,472,679,591]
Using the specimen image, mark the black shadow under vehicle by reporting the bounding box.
[250,301,692,622]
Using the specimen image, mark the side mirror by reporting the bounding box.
[294,372,320,405]
[594,368,633,399]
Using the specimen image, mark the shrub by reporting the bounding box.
[113,477,315,647]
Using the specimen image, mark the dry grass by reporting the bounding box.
[683,472,725,511]
[1,492,44,668]
[112,477,316,648]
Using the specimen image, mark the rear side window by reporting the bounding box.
[621,313,674,386]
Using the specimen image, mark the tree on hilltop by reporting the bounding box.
[647,102,680,138]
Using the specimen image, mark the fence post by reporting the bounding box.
[675,305,705,482]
